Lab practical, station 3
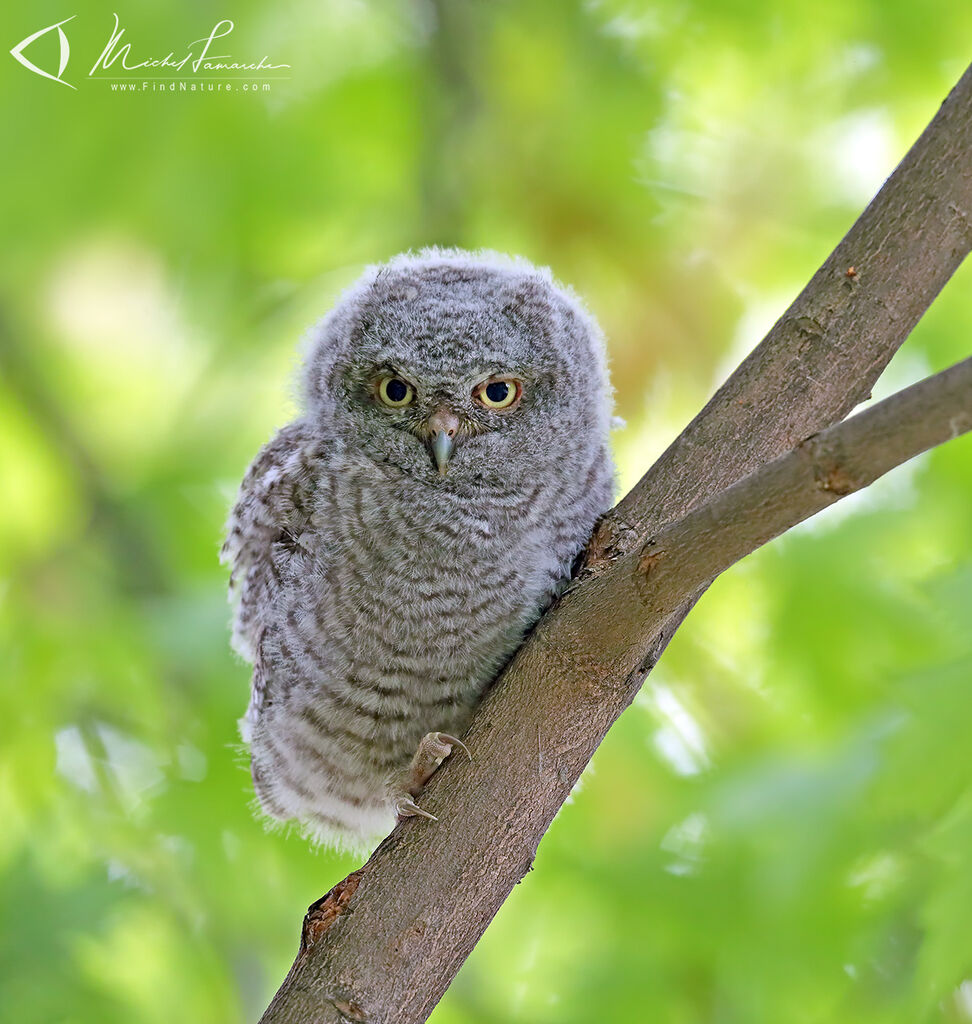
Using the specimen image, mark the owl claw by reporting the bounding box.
[396,796,438,822]
[435,734,472,763]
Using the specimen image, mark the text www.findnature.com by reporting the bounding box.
[108,81,273,92]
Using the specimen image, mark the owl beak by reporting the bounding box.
[427,408,460,476]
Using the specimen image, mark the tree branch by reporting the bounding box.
[259,64,972,1024]
[570,355,972,666]
[593,68,972,557]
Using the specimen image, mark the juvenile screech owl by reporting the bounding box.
[222,249,615,848]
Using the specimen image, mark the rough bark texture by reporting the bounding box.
[260,64,972,1024]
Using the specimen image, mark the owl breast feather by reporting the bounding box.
[233,428,609,845]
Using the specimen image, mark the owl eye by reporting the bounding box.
[377,376,415,408]
[474,377,522,410]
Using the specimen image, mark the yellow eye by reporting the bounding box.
[474,377,522,410]
[377,376,415,407]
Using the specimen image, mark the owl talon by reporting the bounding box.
[435,734,472,763]
[406,730,471,794]
[396,796,438,822]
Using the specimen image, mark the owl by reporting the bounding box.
[222,248,615,848]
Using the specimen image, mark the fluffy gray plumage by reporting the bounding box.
[222,248,615,848]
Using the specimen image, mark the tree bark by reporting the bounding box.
[259,64,972,1024]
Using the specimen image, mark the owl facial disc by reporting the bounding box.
[427,408,460,475]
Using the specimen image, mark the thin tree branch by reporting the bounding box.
[571,355,972,665]
[259,65,972,1024]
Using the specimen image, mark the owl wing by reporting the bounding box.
[220,419,325,670]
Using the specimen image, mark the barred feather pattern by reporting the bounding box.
[221,249,615,847]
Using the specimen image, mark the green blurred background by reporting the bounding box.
[2,2,971,1021]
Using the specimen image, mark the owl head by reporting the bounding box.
[301,249,613,496]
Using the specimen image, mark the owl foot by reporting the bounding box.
[393,732,471,823]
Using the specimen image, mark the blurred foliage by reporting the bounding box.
[1,1,971,1022]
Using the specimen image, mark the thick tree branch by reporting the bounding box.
[260,65,972,1024]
